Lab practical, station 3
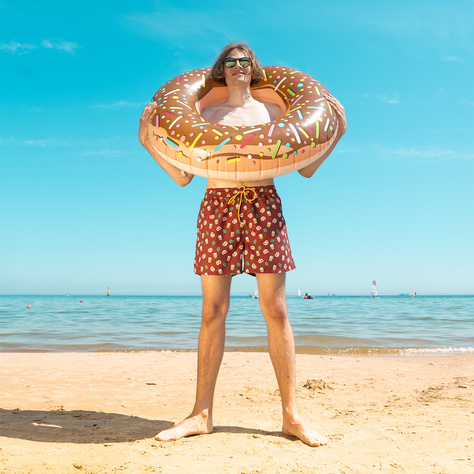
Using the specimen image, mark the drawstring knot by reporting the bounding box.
[228,186,257,224]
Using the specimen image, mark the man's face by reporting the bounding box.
[224,48,252,87]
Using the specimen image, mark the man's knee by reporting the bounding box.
[260,299,288,325]
[201,298,229,324]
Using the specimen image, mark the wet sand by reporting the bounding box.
[1,352,473,473]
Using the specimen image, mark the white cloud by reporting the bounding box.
[0,41,37,54]
[380,147,456,158]
[336,143,473,161]
[0,39,80,55]
[369,144,474,161]
[0,136,132,158]
[93,100,144,110]
[41,39,53,49]
[81,148,125,157]
[0,136,68,147]
[364,92,399,105]
[443,56,465,62]
[40,39,80,54]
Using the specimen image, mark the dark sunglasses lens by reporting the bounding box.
[225,58,236,68]
[239,58,250,67]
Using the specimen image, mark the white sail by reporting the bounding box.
[371,280,379,298]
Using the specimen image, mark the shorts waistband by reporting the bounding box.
[204,185,276,198]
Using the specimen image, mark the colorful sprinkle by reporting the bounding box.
[272,140,282,159]
[214,137,231,151]
[291,95,304,107]
[169,116,183,128]
[288,123,301,144]
[164,88,180,96]
[190,132,203,150]
[298,127,309,139]
[274,76,287,91]
[176,100,194,110]
[165,138,179,149]
[240,134,255,149]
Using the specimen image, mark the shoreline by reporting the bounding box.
[1,351,472,473]
[1,346,473,356]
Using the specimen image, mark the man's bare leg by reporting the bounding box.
[256,273,328,447]
[156,275,231,441]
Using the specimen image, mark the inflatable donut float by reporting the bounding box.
[148,66,338,181]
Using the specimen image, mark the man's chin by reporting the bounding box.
[229,76,250,84]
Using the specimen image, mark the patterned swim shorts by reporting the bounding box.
[194,186,296,276]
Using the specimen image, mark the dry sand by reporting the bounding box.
[0,352,473,473]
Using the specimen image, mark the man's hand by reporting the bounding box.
[138,101,194,186]
[139,101,157,149]
[297,92,347,178]
[323,92,347,137]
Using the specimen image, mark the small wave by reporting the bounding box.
[293,346,474,356]
[400,347,474,355]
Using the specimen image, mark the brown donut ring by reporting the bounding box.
[148,65,338,180]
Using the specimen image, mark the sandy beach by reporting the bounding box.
[0,352,472,473]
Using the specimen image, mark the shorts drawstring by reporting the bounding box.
[227,186,257,224]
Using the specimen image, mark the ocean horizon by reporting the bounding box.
[3,293,473,297]
[1,295,473,356]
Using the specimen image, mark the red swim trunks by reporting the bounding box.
[194,186,296,276]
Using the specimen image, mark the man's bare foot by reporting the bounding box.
[155,413,213,441]
[282,418,328,447]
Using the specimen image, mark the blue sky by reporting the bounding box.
[1,0,473,296]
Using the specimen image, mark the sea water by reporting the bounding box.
[1,295,473,355]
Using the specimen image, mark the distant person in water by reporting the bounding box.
[139,42,346,447]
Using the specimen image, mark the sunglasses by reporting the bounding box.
[225,57,251,68]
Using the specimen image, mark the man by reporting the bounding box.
[139,43,346,447]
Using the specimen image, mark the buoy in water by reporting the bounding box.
[27,304,31,309]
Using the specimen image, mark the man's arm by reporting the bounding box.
[298,93,347,178]
[139,102,194,187]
